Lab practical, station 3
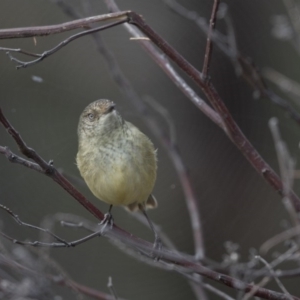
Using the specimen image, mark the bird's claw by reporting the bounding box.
[152,236,163,261]
[99,212,114,235]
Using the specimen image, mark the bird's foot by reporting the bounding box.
[152,235,163,261]
[99,212,114,235]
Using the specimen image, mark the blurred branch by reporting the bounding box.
[0,245,127,300]
[260,225,300,254]
[202,0,220,78]
[143,96,205,260]
[237,56,300,125]
[269,118,299,227]
[282,0,300,52]
[264,68,300,104]
[255,256,293,299]
[165,0,300,125]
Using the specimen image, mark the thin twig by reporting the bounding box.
[263,68,300,103]
[5,20,126,69]
[269,117,298,227]
[0,204,71,246]
[242,277,271,300]
[203,283,235,300]
[255,256,293,300]
[0,245,127,300]
[260,225,300,254]
[0,47,41,57]
[282,0,300,52]
[0,146,43,173]
[0,11,129,39]
[202,0,220,78]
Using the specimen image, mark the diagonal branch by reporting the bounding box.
[1,108,299,299]
[0,107,154,253]
[124,11,300,212]
[202,0,220,78]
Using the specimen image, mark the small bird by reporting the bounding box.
[76,100,159,239]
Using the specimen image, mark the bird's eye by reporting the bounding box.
[87,113,95,121]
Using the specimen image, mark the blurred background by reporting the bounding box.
[1,0,300,299]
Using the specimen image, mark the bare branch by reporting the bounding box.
[0,146,43,173]
[117,11,300,212]
[255,256,293,299]
[203,283,235,300]
[202,0,220,78]
[0,204,71,246]
[282,0,300,52]
[263,68,300,103]
[4,20,126,69]
[166,0,300,125]
[0,107,157,254]
[269,117,299,226]
[260,225,300,254]
[0,12,129,39]
[0,244,127,300]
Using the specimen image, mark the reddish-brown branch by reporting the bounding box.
[0,108,154,252]
[127,11,300,212]
[1,8,300,298]
[1,108,299,299]
[202,0,220,77]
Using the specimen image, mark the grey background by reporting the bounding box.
[1,0,300,299]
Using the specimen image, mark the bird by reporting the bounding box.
[76,99,160,248]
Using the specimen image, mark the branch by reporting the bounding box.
[0,146,43,173]
[1,109,298,299]
[0,107,155,254]
[0,244,127,300]
[120,11,300,212]
[0,204,71,246]
[4,19,126,69]
[165,0,300,125]
[255,256,293,299]
[0,11,129,39]
[202,0,220,77]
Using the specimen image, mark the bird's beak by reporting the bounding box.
[106,102,116,114]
